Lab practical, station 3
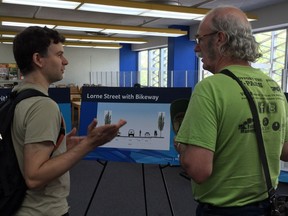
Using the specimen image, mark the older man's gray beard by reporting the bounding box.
[196,52,202,58]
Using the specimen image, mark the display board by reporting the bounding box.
[48,87,72,131]
[78,86,192,165]
[0,87,72,131]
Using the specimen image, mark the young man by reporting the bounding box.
[174,6,288,215]
[11,26,126,215]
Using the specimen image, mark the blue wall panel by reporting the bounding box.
[119,44,138,87]
[168,26,198,88]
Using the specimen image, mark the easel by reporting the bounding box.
[83,161,175,216]
[159,164,175,216]
[84,160,108,216]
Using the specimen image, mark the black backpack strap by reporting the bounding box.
[0,89,48,134]
[9,89,65,152]
[13,89,47,104]
[221,69,276,198]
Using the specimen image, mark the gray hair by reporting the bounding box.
[207,6,262,62]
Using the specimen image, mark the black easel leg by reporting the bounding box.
[159,164,175,216]
[142,163,148,216]
[84,160,108,216]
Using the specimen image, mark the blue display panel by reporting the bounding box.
[78,87,192,165]
[0,87,72,131]
[48,87,72,131]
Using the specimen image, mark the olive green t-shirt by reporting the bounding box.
[11,83,69,216]
[176,65,288,206]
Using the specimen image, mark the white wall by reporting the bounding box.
[60,47,119,86]
[0,44,15,62]
[0,44,119,87]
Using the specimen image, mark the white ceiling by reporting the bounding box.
[0,0,286,40]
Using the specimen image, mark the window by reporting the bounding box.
[254,29,287,90]
[138,47,168,87]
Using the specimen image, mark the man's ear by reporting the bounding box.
[32,52,44,68]
[217,31,227,45]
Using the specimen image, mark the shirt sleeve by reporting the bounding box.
[175,82,217,152]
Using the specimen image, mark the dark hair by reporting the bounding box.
[134,83,141,88]
[13,26,66,75]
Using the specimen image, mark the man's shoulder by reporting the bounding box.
[14,88,58,112]
[195,73,227,88]
[13,82,48,96]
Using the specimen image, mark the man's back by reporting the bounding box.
[12,83,69,216]
[176,65,287,206]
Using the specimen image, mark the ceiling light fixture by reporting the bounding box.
[1,0,258,21]
[64,35,147,44]
[78,4,146,16]
[66,0,257,21]
[0,16,187,37]
[2,0,208,20]
[0,38,122,49]
[1,34,14,38]
[65,42,122,49]
[2,0,81,9]
[72,0,209,20]
[55,26,103,32]
[2,21,55,29]
[0,30,148,44]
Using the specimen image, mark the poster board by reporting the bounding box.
[78,86,192,165]
[0,87,72,131]
[48,87,72,131]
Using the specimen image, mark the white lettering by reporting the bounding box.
[104,94,121,99]
[86,93,103,99]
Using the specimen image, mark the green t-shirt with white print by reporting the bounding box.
[176,65,288,207]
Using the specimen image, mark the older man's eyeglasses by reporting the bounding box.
[195,31,218,44]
